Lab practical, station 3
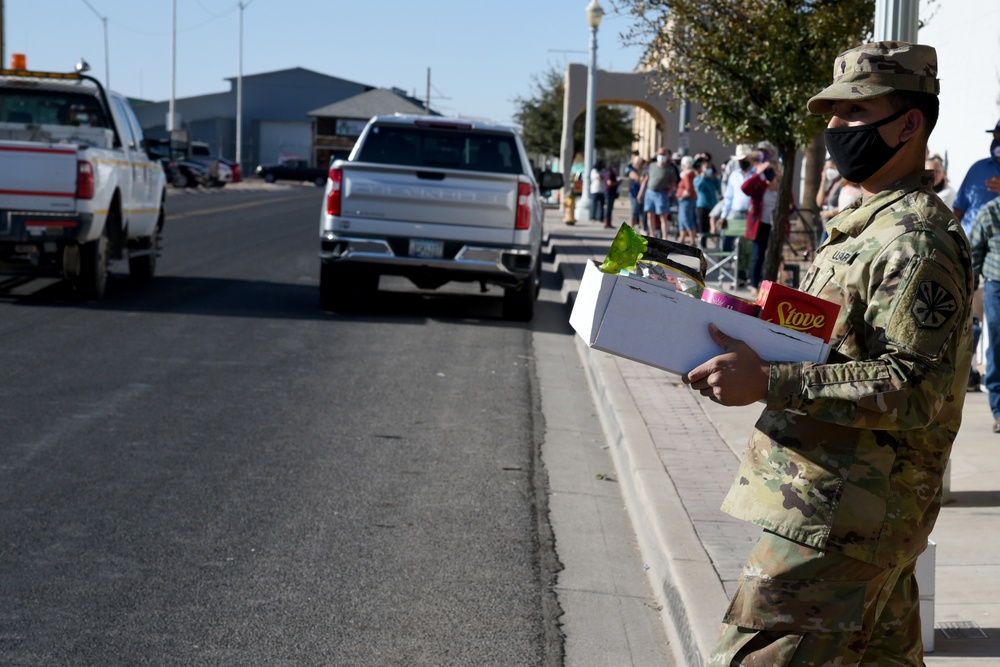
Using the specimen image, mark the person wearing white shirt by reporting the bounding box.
[718,145,758,283]
[589,161,607,222]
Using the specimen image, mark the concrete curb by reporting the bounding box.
[550,231,723,667]
[574,337,725,667]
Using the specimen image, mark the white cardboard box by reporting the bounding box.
[570,260,831,375]
[916,539,936,652]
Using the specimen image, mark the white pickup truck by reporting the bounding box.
[0,66,166,300]
[318,115,563,321]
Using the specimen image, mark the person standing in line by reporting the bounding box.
[816,158,843,246]
[968,197,1000,426]
[626,156,647,231]
[603,166,620,229]
[837,178,863,211]
[638,147,679,239]
[684,42,973,665]
[675,155,699,245]
[927,154,955,208]
[740,155,784,295]
[719,145,757,283]
[949,131,996,393]
[953,121,1000,235]
[695,157,721,245]
[589,160,607,223]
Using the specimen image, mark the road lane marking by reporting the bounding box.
[166,195,307,221]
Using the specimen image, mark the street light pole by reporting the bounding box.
[81,0,109,88]
[578,0,603,222]
[168,0,177,131]
[102,16,109,88]
[236,1,246,167]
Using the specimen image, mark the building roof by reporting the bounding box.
[307,88,432,119]
[224,66,370,89]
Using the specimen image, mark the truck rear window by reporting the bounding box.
[0,89,110,129]
[357,125,521,175]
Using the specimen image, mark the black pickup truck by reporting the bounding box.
[255,159,327,186]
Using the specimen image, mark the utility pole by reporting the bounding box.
[236,1,246,166]
[0,0,6,69]
[578,0,604,222]
[167,0,177,131]
[82,0,109,88]
[425,67,430,115]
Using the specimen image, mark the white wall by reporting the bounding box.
[918,1,1000,186]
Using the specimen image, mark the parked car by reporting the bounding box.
[189,142,241,185]
[256,159,327,186]
[148,141,212,188]
[169,159,212,188]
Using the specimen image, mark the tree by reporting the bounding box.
[514,67,635,160]
[616,0,874,282]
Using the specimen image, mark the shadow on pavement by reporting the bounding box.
[1,271,571,331]
[942,490,1000,507]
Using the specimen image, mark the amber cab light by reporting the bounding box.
[326,167,343,216]
[77,161,95,199]
[515,182,532,230]
[11,54,26,70]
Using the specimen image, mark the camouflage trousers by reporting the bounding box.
[707,530,923,667]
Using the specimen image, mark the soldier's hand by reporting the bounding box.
[682,324,770,406]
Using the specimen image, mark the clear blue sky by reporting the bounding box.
[5,0,647,125]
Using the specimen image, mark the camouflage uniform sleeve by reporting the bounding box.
[766,230,970,430]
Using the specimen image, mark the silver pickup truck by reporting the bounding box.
[318,115,562,321]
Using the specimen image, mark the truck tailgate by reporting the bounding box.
[342,164,519,232]
[0,141,78,212]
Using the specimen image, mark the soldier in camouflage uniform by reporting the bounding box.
[683,42,973,666]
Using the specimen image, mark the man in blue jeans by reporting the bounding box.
[638,147,678,239]
[969,196,1000,432]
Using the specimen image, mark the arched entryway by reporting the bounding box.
[560,62,734,188]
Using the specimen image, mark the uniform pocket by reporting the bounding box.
[723,575,866,634]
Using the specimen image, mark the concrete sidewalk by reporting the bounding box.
[544,204,1000,667]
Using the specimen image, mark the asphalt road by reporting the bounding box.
[0,186,561,666]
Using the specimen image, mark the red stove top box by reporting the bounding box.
[756,280,841,343]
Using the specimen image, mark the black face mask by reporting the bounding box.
[738,159,750,171]
[824,107,909,183]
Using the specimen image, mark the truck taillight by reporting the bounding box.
[77,161,95,199]
[515,182,532,230]
[326,167,343,216]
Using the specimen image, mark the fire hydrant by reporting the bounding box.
[562,190,576,225]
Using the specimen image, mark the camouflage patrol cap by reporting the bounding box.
[807,41,939,115]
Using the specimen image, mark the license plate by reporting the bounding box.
[409,238,444,258]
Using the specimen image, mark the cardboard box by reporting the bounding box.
[756,280,840,343]
[570,260,831,375]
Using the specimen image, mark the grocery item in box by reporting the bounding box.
[570,260,831,375]
[600,223,707,296]
[701,288,759,316]
[756,280,840,342]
